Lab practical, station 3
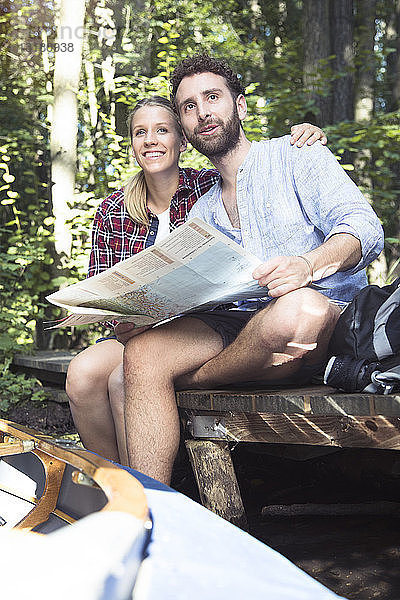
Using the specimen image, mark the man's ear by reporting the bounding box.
[180,136,187,153]
[236,94,247,122]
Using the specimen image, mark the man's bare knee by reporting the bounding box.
[124,332,169,381]
[255,289,338,353]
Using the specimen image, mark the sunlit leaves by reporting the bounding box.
[0,0,399,364]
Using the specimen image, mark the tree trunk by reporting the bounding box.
[353,0,375,227]
[386,1,400,274]
[331,0,354,122]
[50,0,86,262]
[354,0,376,121]
[303,0,332,125]
[386,0,400,112]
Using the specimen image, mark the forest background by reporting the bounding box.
[0,0,399,404]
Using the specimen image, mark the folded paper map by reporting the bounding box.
[46,218,270,329]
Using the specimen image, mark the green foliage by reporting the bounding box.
[326,112,400,206]
[0,1,54,345]
[0,0,399,378]
[324,111,400,272]
[0,239,49,411]
[0,360,47,413]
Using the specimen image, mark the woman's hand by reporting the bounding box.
[115,322,151,345]
[290,123,327,147]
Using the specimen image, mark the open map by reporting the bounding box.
[46,218,269,329]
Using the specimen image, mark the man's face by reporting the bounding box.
[175,72,246,159]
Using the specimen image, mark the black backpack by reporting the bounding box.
[324,276,400,394]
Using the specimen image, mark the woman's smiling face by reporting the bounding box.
[130,105,186,177]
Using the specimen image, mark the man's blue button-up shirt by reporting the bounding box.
[188,136,384,307]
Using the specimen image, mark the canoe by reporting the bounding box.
[0,419,151,599]
[0,419,347,600]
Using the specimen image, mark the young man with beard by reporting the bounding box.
[122,55,384,485]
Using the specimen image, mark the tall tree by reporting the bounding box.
[50,0,86,262]
[383,1,400,272]
[386,0,400,112]
[354,0,376,121]
[303,0,331,125]
[332,0,354,121]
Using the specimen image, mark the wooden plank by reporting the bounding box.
[261,501,400,517]
[374,396,400,416]
[0,440,34,456]
[13,351,74,373]
[11,351,400,415]
[185,439,248,530]
[12,351,74,385]
[177,387,400,417]
[308,393,374,416]
[177,386,327,413]
[12,366,67,385]
[184,411,400,451]
[15,450,66,531]
[232,413,400,449]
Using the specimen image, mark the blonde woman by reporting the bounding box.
[66,95,327,465]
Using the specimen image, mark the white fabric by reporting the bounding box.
[130,468,347,600]
[0,511,147,599]
[0,460,37,526]
[154,209,170,243]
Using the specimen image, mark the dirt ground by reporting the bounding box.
[242,449,400,600]
[3,398,75,436]
[4,399,400,600]
[175,443,400,600]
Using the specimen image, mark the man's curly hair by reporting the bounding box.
[170,54,245,108]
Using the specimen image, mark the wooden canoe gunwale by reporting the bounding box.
[0,419,149,531]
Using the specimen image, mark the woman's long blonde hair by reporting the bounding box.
[124,96,183,227]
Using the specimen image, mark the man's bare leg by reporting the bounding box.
[66,341,123,461]
[178,288,341,389]
[123,318,224,484]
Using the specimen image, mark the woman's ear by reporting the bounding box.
[179,136,187,153]
[129,144,139,167]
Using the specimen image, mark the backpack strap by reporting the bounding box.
[364,364,400,395]
[373,281,400,359]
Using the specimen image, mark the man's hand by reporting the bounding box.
[290,123,327,147]
[252,255,313,298]
[115,322,151,345]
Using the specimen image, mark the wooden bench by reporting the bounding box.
[13,353,400,529]
[176,385,400,529]
[12,351,74,386]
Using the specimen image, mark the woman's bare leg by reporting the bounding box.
[66,340,123,461]
[108,364,128,465]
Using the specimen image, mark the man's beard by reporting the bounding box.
[186,108,241,160]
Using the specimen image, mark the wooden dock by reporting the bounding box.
[13,351,75,386]
[176,385,400,528]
